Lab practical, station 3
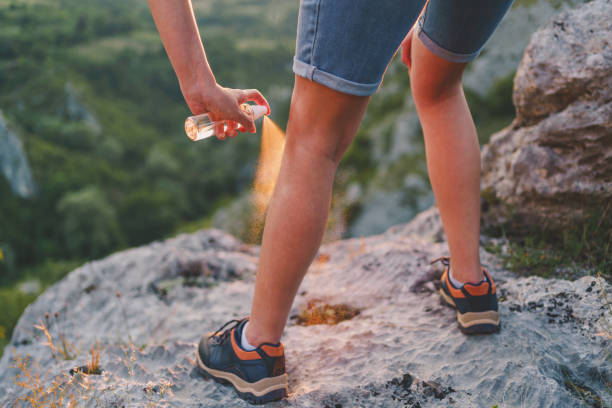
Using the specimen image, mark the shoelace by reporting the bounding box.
[209,317,248,343]
[430,256,450,267]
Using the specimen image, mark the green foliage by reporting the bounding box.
[465,72,516,145]
[57,187,123,258]
[20,259,83,287]
[0,244,16,283]
[118,188,179,246]
[0,286,37,356]
[0,0,297,268]
[484,206,612,280]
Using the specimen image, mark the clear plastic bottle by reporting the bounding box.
[184,104,268,141]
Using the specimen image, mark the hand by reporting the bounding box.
[183,82,270,140]
[400,28,414,71]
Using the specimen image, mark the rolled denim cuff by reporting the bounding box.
[293,57,381,96]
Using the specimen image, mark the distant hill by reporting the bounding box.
[0,0,297,273]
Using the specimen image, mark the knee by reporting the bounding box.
[410,65,464,107]
[284,127,343,167]
[282,76,368,166]
[409,38,467,107]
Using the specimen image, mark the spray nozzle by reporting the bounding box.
[242,104,269,121]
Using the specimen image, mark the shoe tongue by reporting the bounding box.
[235,319,248,339]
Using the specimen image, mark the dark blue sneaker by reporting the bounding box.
[196,317,288,404]
[432,257,500,334]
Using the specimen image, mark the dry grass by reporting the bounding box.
[33,315,76,361]
[115,291,134,345]
[314,253,330,264]
[69,341,102,376]
[10,310,112,405]
[296,300,360,326]
[87,341,101,375]
[144,378,174,407]
[11,348,81,407]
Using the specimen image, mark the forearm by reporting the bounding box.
[148,0,215,92]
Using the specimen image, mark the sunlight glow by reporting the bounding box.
[248,116,286,241]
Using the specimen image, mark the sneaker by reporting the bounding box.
[195,317,288,404]
[432,257,500,334]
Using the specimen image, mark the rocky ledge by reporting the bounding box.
[0,207,609,407]
[481,0,612,230]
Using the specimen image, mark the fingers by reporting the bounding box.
[207,113,225,140]
[226,120,238,138]
[204,86,270,140]
[214,120,226,140]
[210,109,238,139]
[238,89,271,115]
[235,110,256,133]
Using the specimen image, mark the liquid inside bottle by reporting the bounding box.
[185,104,268,141]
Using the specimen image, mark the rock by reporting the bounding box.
[64,83,101,134]
[0,111,36,198]
[464,0,589,96]
[481,0,612,230]
[386,205,446,243]
[0,222,609,407]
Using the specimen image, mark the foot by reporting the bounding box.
[196,317,288,404]
[433,257,500,334]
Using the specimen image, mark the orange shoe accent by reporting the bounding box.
[462,267,496,296]
[463,281,491,296]
[230,328,262,361]
[261,344,284,357]
[442,269,466,298]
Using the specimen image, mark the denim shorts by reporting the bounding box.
[293,0,514,96]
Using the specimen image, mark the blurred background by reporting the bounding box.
[0,0,589,354]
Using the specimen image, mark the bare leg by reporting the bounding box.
[246,77,369,345]
[410,35,484,284]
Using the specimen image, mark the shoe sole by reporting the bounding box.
[195,350,288,404]
[439,288,500,335]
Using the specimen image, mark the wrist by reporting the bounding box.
[180,73,216,102]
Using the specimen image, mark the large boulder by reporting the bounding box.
[481,0,612,230]
[0,223,609,407]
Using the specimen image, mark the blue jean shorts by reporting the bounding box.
[293,0,514,96]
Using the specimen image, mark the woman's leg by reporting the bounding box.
[245,76,369,346]
[409,34,484,284]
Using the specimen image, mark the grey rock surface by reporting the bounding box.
[481,0,612,229]
[0,111,36,198]
[0,213,609,407]
[463,0,588,96]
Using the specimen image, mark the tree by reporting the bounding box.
[57,186,123,258]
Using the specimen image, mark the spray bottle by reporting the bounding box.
[184,104,268,141]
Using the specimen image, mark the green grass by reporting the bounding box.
[0,288,37,357]
[484,205,612,280]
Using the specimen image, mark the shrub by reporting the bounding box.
[57,186,123,258]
